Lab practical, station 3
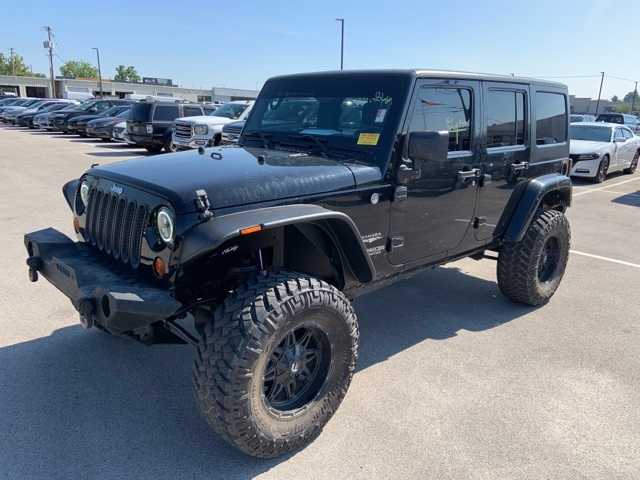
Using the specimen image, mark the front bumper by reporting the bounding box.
[24,228,181,334]
[570,158,600,178]
[87,125,112,138]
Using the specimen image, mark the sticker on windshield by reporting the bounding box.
[357,132,380,146]
[374,109,387,123]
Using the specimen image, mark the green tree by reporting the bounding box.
[113,65,140,82]
[0,52,38,76]
[611,95,619,103]
[59,60,98,79]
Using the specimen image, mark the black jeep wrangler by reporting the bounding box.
[24,70,572,458]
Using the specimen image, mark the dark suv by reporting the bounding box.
[127,100,204,153]
[25,70,572,459]
[49,99,132,133]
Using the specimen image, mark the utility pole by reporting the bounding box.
[43,26,56,98]
[92,47,103,98]
[335,18,344,70]
[595,71,605,115]
[9,48,15,75]
[631,81,638,115]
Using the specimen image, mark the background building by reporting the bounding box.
[0,75,259,102]
[569,95,615,115]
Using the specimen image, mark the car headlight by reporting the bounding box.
[194,124,208,135]
[574,153,600,161]
[156,207,175,243]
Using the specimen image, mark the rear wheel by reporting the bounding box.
[593,155,609,183]
[624,151,639,174]
[193,271,359,458]
[497,209,570,306]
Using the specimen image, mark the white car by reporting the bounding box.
[172,100,254,149]
[570,122,640,182]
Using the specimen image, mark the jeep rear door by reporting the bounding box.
[473,82,530,241]
[388,79,480,265]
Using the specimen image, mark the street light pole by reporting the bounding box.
[595,71,605,115]
[92,47,103,98]
[631,81,638,115]
[335,18,344,70]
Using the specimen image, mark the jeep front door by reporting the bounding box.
[389,80,480,265]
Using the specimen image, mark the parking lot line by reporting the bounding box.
[570,250,640,269]
[573,176,640,197]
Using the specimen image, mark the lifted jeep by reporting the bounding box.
[25,70,572,458]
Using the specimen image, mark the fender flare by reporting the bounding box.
[62,178,79,212]
[501,174,572,243]
[178,204,375,283]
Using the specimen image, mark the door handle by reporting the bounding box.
[457,168,480,180]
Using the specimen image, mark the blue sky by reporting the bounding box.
[2,0,638,99]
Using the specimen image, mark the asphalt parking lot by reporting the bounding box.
[0,125,639,480]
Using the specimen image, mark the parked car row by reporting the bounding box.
[2,95,251,153]
[571,112,640,133]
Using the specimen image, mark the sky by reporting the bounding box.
[2,0,638,99]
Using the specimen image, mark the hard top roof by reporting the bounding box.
[268,69,566,89]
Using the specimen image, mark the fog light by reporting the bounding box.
[153,257,167,278]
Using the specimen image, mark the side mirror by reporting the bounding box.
[408,130,449,163]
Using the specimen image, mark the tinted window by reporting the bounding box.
[570,125,612,142]
[153,105,179,121]
[535,92,567,145]
[486,90,526,148]
[129,103,152,121]
[410,87,472,152]
[183,106,203,117]
[596,114,623,124]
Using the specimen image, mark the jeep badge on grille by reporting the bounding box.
[110,184,124,195]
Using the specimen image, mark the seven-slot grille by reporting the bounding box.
[84,187,149,268]
[174,121,193,139]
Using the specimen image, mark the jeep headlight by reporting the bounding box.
[156,207,175,243]
[194,124,208,135]
[79,181,90,207]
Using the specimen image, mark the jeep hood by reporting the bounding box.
[177,115,235,126]
[88,147,380,213]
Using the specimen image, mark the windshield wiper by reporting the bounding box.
[285,134,330,157]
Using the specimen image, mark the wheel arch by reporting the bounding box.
[178,204,375,286]
[498,174,572,243]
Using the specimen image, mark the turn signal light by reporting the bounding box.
[73,217,81,233]
[240,225,263,236]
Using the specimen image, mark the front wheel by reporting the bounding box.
[593,155,609,183]
[193,272,359,458]
[497,209,570,306]
[145,145,163,154]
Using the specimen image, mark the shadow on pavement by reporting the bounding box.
[86,150,150,158]
[0,266,530,478]
[612,190,640,207]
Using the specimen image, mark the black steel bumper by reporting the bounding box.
[24,228,181,334]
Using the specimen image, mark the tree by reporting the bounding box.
[0,52,40,76]
[113,65,140,82]
[611,95,619,103]
[59,60,98,79]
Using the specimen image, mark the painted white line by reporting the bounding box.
[573,176,640,197]
[570,250,640,269]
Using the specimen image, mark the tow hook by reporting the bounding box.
[78,298,95,329]
[26,256,42,282]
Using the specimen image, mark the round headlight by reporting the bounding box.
[194,124,208,135]
[157,207,174,243]
[79,181,90,207]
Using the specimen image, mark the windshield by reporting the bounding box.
[101,105,127,117]
[79,101,98,111]
[42,103,68,112]
[242,73,412,166]
[209,103,248,119]
[570,125,612,142]
[116,109,130,119]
